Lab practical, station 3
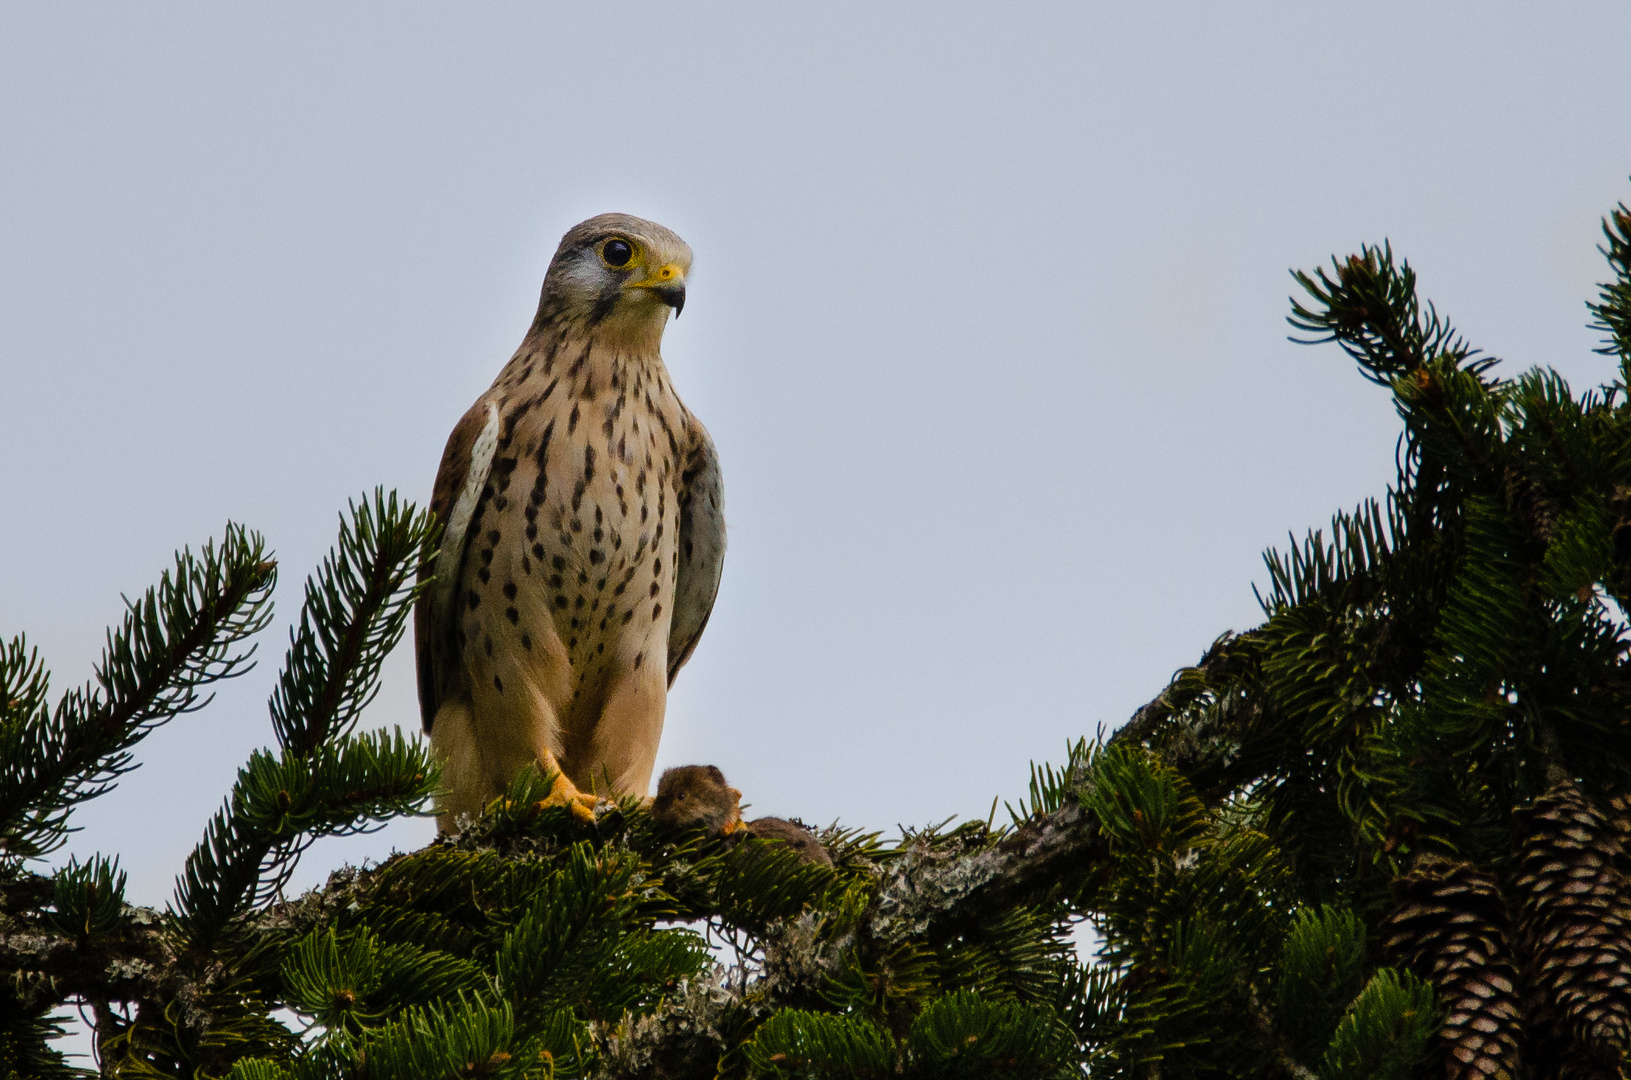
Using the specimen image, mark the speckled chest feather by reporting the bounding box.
[456,333,693,752]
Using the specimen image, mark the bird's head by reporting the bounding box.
[536,213,692,348]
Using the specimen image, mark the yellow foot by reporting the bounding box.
[530,769,601,824]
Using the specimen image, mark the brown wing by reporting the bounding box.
[668,425,726,685]
[415,397,503,731]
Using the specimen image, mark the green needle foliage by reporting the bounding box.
[6,189,1631,1078]
[173,491,439,955]
[0,527,275,861]
[0,489,439,1078]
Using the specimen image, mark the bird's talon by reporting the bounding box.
[525,772,603,824]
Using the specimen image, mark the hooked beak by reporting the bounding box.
[652,282,685,316]
[627,262,687,317]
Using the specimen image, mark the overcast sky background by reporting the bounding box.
[5,3,1631,966]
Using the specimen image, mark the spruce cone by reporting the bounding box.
[1383,854,1523,1080]
[1504,464,1559,546]
[1599,792,1631,842]
[1511,780,1631,1077]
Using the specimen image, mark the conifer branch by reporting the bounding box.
[14,188,1631,1075]
[1590,199,1631,364]
[269,490,433,757]
[172,731,438,948]
[865,797,1105,949]
[172,492,437,951]
[1288,243,1487,384]
[0,527,275,860]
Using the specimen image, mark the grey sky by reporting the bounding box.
[4,4,1630,918]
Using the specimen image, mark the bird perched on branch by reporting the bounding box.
[415,214,725,830]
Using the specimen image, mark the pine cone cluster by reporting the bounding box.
[1511,780,1631,1079]
[1383,854,1523,1080]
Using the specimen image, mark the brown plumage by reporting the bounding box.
[416,214,725,830]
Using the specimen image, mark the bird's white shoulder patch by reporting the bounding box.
[432,401,502,614]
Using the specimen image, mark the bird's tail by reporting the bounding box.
[429,697,483,832]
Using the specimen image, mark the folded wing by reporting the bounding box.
[668,428,726,685]
[415,399,502,731]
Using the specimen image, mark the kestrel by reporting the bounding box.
[415,214,724,829]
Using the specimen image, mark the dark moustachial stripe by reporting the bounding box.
[585,287,619,327]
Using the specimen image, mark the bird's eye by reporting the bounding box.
[601,239,633,267]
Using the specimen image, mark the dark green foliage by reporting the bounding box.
[0,527,275,860]
[743,1008,896,1079]
[279,925,485,1034]
[10,191,1631,1077]
[1289,241,1491,384]
[0,999,78,1080]
[269,492,431,757]
[174,491,438,952]
[742,990,1074,1080]
[225,998,591,1080]
[488,845,706,1024]
[1274,906,1368,1061]
[1318,969,1437,1080]
[0,490,439,1078]
[1108,190,1631,1076]
[47,856,127,940]
[1589,196,1631,366]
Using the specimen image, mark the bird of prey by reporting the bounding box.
[415,213,724,829]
